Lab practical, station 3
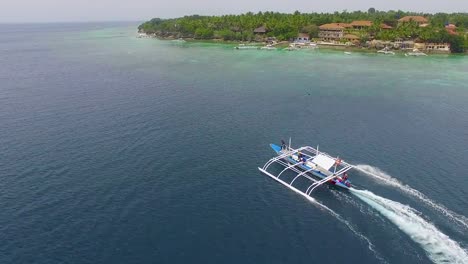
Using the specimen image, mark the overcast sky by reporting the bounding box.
[1,0,467,23]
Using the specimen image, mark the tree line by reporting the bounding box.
[138,10,468,52]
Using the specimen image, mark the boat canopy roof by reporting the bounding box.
[311,154,336,170]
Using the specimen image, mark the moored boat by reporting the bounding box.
[377,46,395,55]
[405,48,427,56]
[284,44,300,51]
[308,43,318,48]
[234,44,258,50]
[171,38,186,43]
[260,44,277,50]
[137,33,149,38]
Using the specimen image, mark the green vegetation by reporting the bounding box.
[139,10,468,53]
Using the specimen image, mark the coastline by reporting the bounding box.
[138,12,468,55]
[137,34,466,56]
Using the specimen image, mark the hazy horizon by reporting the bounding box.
[1,0,468,23]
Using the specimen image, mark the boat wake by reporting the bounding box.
[351,189,468,264]
[302,193,387,263]
[355,164,468,230]
[263,170,387,263]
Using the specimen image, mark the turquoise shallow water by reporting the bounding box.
[0,23,467,264]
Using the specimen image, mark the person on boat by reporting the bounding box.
[281,140,287,150]
[297,151,303,161]
[343,172,348,181]
[335,158,341,166]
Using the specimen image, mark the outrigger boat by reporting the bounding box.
[234,44,258,50]
[259,141,354,195]
[260,44,277,50]
[405,48,427,57]
[377,46,395,55]
[284,44,300,51]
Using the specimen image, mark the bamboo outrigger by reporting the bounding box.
[259,141,354,196]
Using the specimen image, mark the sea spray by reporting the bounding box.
[355,164,468,230]
[351,189,468,264]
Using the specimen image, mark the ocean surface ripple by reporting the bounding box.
[1,22,467,264]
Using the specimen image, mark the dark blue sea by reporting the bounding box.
[0,22,467,264]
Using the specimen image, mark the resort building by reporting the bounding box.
[294,33,310,43]
[319,23,346,42]
[398,16,429,26]
[253,26,267,35]
[424,43,451,52]
[350,20,373,30]
[394,39,415,49]
[343,34,360,44]
[253,26,268,41]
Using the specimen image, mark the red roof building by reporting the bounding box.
[380,24,393,30]
[445,24,458,35]
[398,16,429,25]
[350,20,373,29]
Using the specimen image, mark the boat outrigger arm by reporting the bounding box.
[259,143,354,197]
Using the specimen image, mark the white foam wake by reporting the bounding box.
[355,164,468,230]
[303,194,387,263]
[351,189,468,264]
[261,169,386,263]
